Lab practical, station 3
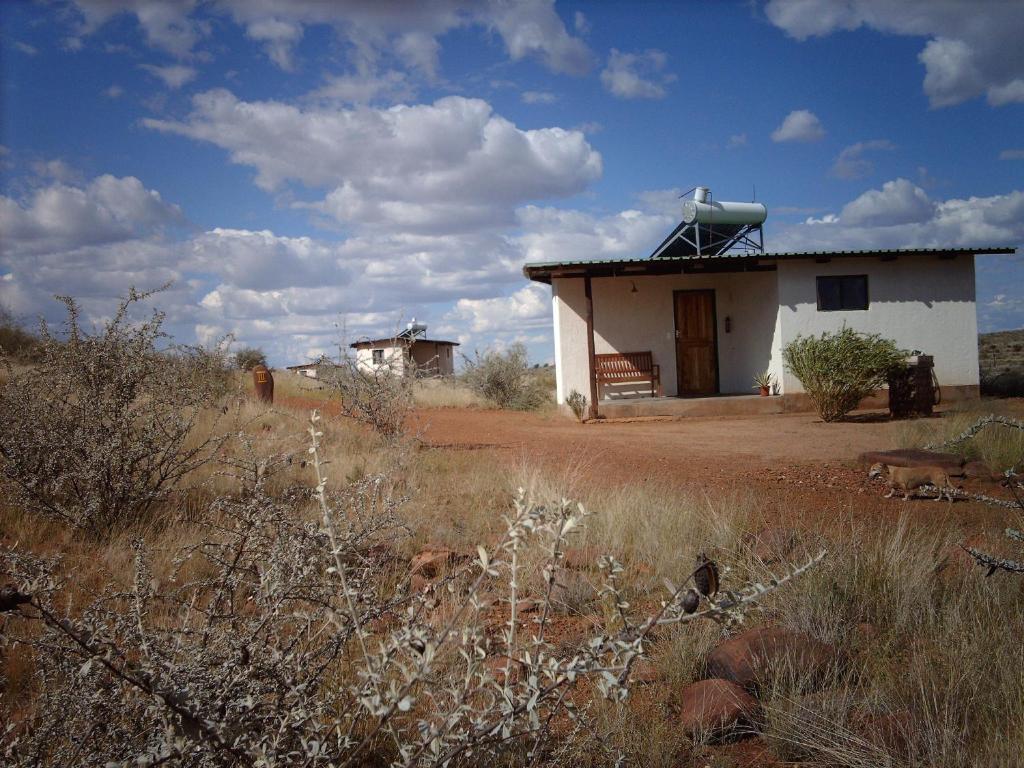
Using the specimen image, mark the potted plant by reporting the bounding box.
[753,370,774,396]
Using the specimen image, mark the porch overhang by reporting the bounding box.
[522,246,1015,284]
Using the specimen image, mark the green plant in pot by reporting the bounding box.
[753,370,774,396]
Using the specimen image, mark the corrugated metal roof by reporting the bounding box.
[524,245,1014,270]
[349,337,459,348]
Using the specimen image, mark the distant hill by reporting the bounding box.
[979,329,1024,396]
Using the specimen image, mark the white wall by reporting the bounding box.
[552,278,591,403]
[552,271,781,401]
[355,343,408,375]
[776,254,979,391]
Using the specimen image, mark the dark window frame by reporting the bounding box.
[371,348,384,364]
[816,274,869,311]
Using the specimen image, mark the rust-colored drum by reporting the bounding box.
[252,364,274,404]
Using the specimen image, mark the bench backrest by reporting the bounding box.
[594,351,655,378]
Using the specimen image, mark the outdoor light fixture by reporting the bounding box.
[725,316,732,333]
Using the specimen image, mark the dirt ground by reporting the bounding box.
[280,394,1018,538]
[413,407,899,471]
[405,405,1016,535]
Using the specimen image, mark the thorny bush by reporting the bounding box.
[322,350,414,441]
[0,288,231,537]
[1,411,823,767]
[935,414,1024,577]
[460,343,549,411]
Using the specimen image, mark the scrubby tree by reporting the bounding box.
[460,343,550,410]
[0,306,38,361]
[783,327,906,422]
[0,288,231,537]
[235,346,267,370]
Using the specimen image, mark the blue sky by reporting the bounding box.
[2,0,1022,365]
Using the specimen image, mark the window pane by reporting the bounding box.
[817,275,868,311]
[841,275,868,309]
[817,276,842,310]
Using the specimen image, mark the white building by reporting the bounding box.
[285,355,334,379]
[523,190,1013,418]
[350,333,458,377]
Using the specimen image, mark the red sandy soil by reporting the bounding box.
[408,406,1016,531]
[283,394,1019,535]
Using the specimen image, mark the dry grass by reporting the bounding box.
[4,385,1024,765]
[897,401,1024,471]
[756,511,1024,766]
[413,378,489,409]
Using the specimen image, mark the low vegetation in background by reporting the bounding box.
[413,377,488,409]
[233,345,267,370]
[979,328,1024,396]
[0,307,38,362]
[898,401,1024,471]
[461,342,552,410]
[0,289,231,538]
[783,327,906,422]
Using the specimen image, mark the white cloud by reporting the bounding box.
[31,159,82,184]
[140,63,197,89]
[771,109,825,143]
[574,10,590,35]
[66,0,593,79]
[306,70,414,105]
[600,48,675,99]
[0,173,531,362]
[0,162,693,364]
[66,0,208,59]
[521,90,557,104]
[14,41,38,55]
[447,283,549,334]
[482,0,594,76]
[987,79,1024,107]
[104,84,125,99]
[764,0,1024,108]
[840,178,934,227]
[1000,149,1024,161]
[0,173,183,255]
[144,91,602,233]
[727,133,748,149]
[242,18,303,71]
[830,139,896,179]
[513,204,674,264]
[772,180,1024,251]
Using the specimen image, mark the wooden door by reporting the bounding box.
[674,290,718,396]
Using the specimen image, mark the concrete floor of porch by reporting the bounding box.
[596,393,783,419]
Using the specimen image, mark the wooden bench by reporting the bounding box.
[594,351,662,398]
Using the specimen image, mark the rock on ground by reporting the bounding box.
[679,678,760,742]
[706,626,842,693]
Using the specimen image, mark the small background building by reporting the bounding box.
[285,355,334,379]
[350,321,458,377]
[524,187,1014,418]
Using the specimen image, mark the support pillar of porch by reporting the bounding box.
[584,276,599,419]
